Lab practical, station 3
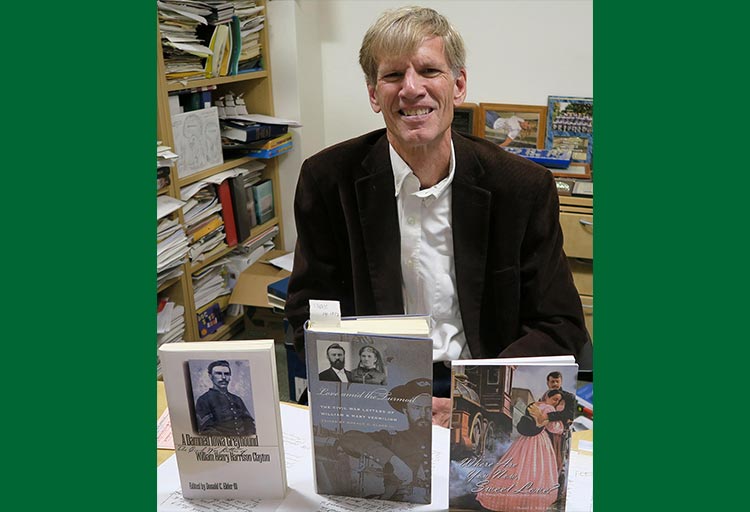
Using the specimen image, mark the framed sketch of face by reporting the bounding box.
[479,103,548,149]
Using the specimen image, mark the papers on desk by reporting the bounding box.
[158,403,450,511]
[158,403,593,511]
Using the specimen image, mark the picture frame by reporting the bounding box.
[452,102,481,137]
[479,103,547,149]
[552,162,591,179]
[545,95,593,165]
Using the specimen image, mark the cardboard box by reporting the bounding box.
[228,249,291,308]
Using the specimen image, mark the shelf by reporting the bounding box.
[157,187,170,196]
[157,275,182,294]
[166,70,269,93]
[177,156,258,188]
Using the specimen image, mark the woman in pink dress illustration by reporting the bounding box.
[475,389,564,511]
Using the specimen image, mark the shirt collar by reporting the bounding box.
[391,141,456,200]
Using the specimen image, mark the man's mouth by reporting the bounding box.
[400,108,432,117]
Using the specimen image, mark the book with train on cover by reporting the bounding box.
[304,314,433,504]
[159,340,287,499]
[449,356,578,512]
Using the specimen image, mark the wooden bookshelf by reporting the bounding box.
[156,0,285,344]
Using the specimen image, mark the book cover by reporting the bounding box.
[251,179,274,225]
[159,340,288,499]
[247,140,293,159]
[196,301,223,338]
[304,315,433,504]
[227,176,252,242]
[216,180,238,246]
[248,132,292,151]
[449,356,578,512]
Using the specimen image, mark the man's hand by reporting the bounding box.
[432,397,452,427]
[388,455,413,483]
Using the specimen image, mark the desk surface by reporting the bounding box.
[157,382,592,511]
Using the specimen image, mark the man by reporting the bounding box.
[337,378,432,503]
[318,343,353,382]
[285,7,586,398]
[195,360,256,436]
[485,111,532,147]
[540,370,576,462]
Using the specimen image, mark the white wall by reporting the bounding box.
[269,0,593,249]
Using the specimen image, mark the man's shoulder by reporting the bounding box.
[303,129,387,171]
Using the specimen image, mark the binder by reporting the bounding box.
[216,180,238,246]
[227,176,252,243]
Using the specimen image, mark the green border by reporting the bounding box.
[597,3,748,510]
[5,3,154,509]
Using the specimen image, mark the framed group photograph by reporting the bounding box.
[479,103,547,149]
[452,102,481,137]
[545,95,593,165]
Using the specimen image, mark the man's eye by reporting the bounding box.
[423,68,441,77]
[382,72,402,81]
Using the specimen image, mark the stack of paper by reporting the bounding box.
[158,1,213,83]
[157,197,190,287]
[192,258,232,310]
[156,300,185,378]
[180,182,227,264]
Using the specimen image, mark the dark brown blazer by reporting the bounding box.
[285,129,586,360]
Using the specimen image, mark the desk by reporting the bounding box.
[157,382,593,511]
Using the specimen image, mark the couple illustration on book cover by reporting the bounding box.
[474,371,574,512]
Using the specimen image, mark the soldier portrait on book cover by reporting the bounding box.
[187,359,257,437]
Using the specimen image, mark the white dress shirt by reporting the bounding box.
[390,143,470,362]
[332,367,349,382]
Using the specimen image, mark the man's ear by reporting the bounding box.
[453,68,467,106]
[367,84,382,113]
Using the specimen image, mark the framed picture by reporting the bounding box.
[452,102,481,137]
[479,103,547,149]
[545,95,593,165]
[552,162,591,179]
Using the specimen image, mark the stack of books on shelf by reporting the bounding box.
[181,182,228,264]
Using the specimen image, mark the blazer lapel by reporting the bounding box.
[355,135,404,313]
[452,134,491,355]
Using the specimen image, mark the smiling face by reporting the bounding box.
[367,36,466,156]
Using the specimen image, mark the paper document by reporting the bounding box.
[267,251,294,272]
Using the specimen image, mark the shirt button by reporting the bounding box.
[407,216,416,225]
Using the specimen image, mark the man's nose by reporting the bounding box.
[400,68,425,99]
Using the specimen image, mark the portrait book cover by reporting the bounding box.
[159,340,287,499]
[449,356,578,512]
[304,315,433,504]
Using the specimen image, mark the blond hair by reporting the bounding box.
[359,6,466,86]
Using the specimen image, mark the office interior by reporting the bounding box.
[158,0,594,402]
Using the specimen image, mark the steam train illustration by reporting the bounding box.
[450,365,535,459]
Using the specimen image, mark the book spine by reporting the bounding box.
[216,181,238,246]
[227,177,252,242]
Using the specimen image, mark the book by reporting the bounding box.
[216,180,238,246]
[248,132,292,151]
[266,276,289,309]
[186,213,223,243]
[247,140,293,159]
[251,179,274,224]
[159,340,288,499]
[304,314,433,504]
[196,301,223,337]
[449,356,578,512]
[220,121,288,143]
[227,176,252,242]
